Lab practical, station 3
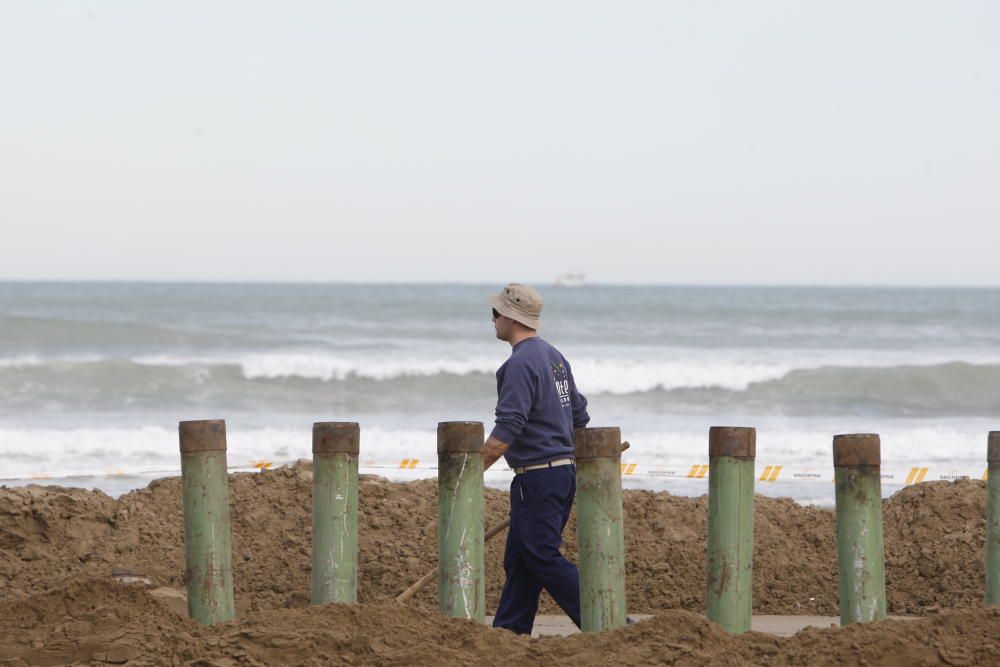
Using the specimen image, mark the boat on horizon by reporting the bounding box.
[554,272,587,288]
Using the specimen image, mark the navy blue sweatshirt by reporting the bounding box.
[490,337,590,468]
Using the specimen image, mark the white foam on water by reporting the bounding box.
[0,353,105,368]
[1,420,992,502]
[571,356,791,393]
[570,348,1000,394]
[236,353,499,382]
[2,345,990,395]
[562,419,977,473]
[0,425,436,480]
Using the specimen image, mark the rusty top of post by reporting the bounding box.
[989,432,1000,464]
[313,422,360,455]
[178,419,227,453]
[437,421,484,454]
[573,427,622,459]
[832,434,880,467]
[709,426,756,459]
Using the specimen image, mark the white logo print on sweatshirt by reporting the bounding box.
[551,361,571,408]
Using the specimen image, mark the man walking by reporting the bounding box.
[482,283,590,635]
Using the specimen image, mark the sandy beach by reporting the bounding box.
[1,463,997,664]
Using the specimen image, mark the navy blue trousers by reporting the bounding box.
[492,464,581,635]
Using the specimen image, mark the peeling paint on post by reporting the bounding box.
[987,432,1000,606]
[311,422,360,605]
[437,421,485,621]
[179,419,235,625]
[706,426,755,634]
[833,433,886,625]
[575,427,626,633]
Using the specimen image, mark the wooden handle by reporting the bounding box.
[395,518,511,603]
[485,517,512,541]
[396,568,437,603]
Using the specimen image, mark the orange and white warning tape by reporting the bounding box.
[369,461,989,485]
[1,460,989,486]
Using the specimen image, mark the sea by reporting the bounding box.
[1,282,998,506]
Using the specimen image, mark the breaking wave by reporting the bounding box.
[1,354,998,416]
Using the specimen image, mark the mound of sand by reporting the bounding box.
[0,464,990,618]
[883,480,988,614]
[0,577,997,666]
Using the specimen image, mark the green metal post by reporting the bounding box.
[706,426,755,634]
[574,427,626,632]
[311,422,360,605]
[987,432,1000,606]
[178,419,235,624]
[437,421,485,621]
[833,433,886,625]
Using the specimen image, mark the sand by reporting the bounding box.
[0,464,997,664]
[1,578,997,666]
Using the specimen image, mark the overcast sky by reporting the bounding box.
[1,2,998,285]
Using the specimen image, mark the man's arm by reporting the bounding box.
[566,360,590,428]
[482,435,510,471]
[488,360,535,470]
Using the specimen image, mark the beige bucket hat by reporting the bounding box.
[489,283,543,330]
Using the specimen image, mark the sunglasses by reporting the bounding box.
[491,308,502,320]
